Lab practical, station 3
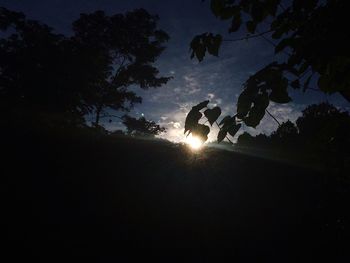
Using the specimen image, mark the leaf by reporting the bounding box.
[269,79,291,103]
[210,0,223,17]
[290,79,300,89]
[299,62,309,74]
[318,74,332,93]
[244,92,269,128]
[206,34,222,57]
[237,88,254,119]
[217,129,227,143]
[204,106,221,125]
[229,14,242,32]
[192,124,210,142]
[228,123,241,137]
[244,109,265,128]
[271,27,285,39]
[190,35,206,62]
[265,0,279,16]
[269,89,291,103]
[221,116,236,131]
[303,75,312,92]
[190,33,222,61]
[184,108,202,135]
[211,0,236,20]
[219,115,232,126]
[246,21,257,34]
[275,38,292,54]
[193,100,209,111]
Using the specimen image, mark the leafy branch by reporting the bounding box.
[184,100,241,144]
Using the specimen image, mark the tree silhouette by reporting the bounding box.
[189,0,350,132]
[0,7,171,129]
[296,103,350,168]
[271,120,298,140]
[122,115,166,137]
[72,9,172,127]
[297,103,349,139]
[235,102,350,173]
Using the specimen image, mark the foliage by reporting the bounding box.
[184,100,240,143]
[0,7,171,128]
[122,115,166,137]
[190,0,350,130]
[236,103,350,174]
[271,120,298,140]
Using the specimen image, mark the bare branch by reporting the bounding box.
[223,30,273,42]
[265,109,281,126]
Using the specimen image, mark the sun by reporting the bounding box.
[186,135,203,150]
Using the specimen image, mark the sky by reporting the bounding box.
[1,0,349,142]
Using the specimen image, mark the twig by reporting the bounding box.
[100,114,124,121]
[265,109,281,126]
[223,29,273,42]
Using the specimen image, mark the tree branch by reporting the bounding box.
[100,114,124,121]
[223,29,273,42]
[265,109,281,126]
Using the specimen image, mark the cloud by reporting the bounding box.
[244,102,303,136]
[183,74,201,94]
[207,93,215,99]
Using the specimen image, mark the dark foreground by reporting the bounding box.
[3,130,350,261]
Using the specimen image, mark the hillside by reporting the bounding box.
[3,130,350,261]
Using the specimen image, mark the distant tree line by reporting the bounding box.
[110,115,166,138]
[236,103,350,174]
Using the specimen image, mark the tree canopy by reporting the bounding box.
[0,7,171,129]
[189,0,350,134]
[236,102,350,172]
[122,115,166,137]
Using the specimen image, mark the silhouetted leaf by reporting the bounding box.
[192,124,210,142]
[290,79,300,89]
[217,129,227,143]
[275,38,292,53]
[246,21,257,34]
[190,33,222,61]
[229,14,242,32]
[190,35,206,61]
[228,123,241,137]
[210,0,223,17]
[193,100,210,111]
[270,89,291,103]
[204,106,221,125]
[244,92,269,128]
[219,115,232,126]
[237,88,254,119]
[184,108,202,135]
[299,62,309,74]
[303,75,312,92]
[269,79,291,103]
[221,116,236,131]
[318,74,332,93]
[206,34,222,57]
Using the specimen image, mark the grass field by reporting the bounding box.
[3,130,350,261]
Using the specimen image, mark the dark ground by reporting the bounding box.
[3,130,350,261]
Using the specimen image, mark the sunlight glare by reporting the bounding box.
[186,135,203,150]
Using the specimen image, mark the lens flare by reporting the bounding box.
[186,135,203,150]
